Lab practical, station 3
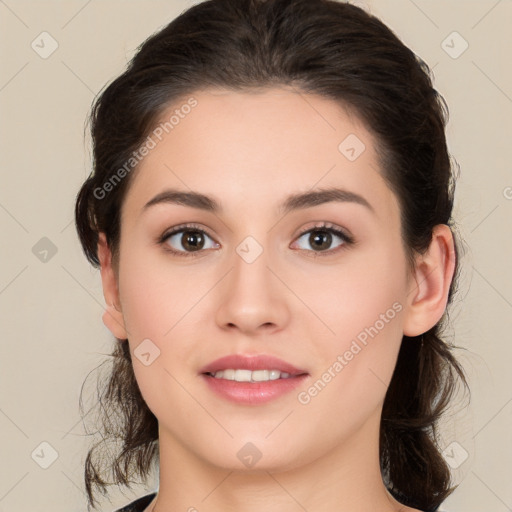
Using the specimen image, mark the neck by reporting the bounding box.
[147,409,409,512]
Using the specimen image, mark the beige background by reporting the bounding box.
[0,1,511,511]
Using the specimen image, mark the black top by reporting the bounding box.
[113,492,442,512]
[114,493,157,512]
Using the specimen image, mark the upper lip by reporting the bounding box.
[199,354,308,376]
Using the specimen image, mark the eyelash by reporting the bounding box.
[157,222,355,258]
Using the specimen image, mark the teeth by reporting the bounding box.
[210,369,293,382]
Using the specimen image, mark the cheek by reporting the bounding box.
[119,254,206,421]
[300,241,407,347]
[118,244,206,341]
[117,245,221,401]
[293,241,408,408]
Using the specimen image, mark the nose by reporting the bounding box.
[214,242,291,336]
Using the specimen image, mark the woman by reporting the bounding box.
[74,0,468,511]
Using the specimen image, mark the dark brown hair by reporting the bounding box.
[74,0,469,510]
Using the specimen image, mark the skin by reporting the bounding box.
[97,87,455,512]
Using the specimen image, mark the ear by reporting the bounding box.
[97,232,128,340]
[402,224,456,336]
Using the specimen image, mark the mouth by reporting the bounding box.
[199,354,309,404]
[204,369,304,382]
[199,353,308,375]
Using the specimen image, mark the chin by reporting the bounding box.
[194,435,317,474]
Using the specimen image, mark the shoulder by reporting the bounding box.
[112,492,157,512]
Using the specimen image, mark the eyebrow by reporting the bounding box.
[142,187,375,215]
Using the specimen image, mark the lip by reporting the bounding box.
[201,374,308,404]
[199,354,309,405]
[199,354,308,376]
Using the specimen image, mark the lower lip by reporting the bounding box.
[201,373,309,404]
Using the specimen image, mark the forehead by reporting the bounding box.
[121,87,399,225]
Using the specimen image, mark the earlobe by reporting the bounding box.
[97,232,128,340]
[402,224,456,337]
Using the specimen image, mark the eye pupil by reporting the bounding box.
[182,231,204,251]
[310,230,332,250]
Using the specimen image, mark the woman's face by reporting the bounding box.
[110,87,417,471]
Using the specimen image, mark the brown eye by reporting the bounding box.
[160,224,219,257]
[308,230,333,251]
[178,230,206,251]
[292,223,354,256]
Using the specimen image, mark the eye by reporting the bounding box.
[159,223,219,257]
[292,222,354,256]
[158,221,354,258]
